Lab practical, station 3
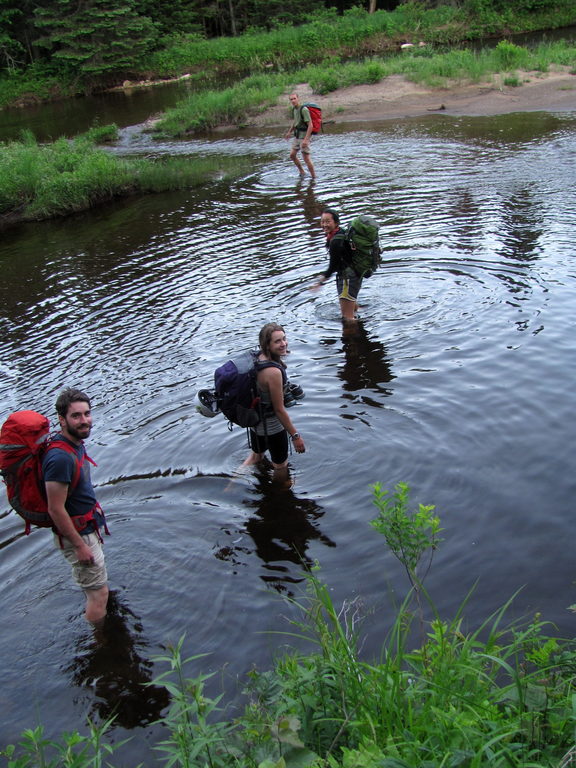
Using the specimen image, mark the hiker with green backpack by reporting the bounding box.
[284,92,317,180]
[311,209,382,323]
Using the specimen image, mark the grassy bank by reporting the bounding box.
[152,72,289,136]
[4,484,576,767]
[305,38,576,92]
[0,129,250,226]
[144,2,576,80]
[1,4,575,110]
[153,39,576,137]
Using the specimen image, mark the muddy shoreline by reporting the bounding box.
[239,68,576,130]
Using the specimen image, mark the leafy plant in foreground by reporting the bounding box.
[148,635,322,768]
[5,483,576,767]
[370,481,442,635]
[1,717,124,768]
[148,636,237,768]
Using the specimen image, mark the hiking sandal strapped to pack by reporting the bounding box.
[196,350,305,427]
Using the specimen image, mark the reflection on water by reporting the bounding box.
[339,320,394,396]
[497,188,544,262]
[65,592,169,729]
[216,468,335,596]
[294,177,323,228]
[0,79,199,142]
[1,110,576,763]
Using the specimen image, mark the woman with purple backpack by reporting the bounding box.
[241,322,306,481]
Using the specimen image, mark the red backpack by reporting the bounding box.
[0,410,88,535]
[303,102,322,135]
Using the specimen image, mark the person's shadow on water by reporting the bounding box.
[323,319,395,403]
[64,591,169,729]
[216,467,335,596]
[295,177,322,229]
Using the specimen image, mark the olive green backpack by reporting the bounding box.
[345,215,382,277]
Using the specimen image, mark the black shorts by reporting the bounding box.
[336,268,362,302]
[249,429,289,465]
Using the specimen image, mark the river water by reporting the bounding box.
[1,99,576,762]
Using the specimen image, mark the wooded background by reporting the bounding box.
[0,0,568,81]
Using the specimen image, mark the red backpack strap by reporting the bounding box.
[47,443,108,546]
[46,439,95,490]
[69,502,109,539]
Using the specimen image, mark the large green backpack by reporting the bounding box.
[345,215,382,278]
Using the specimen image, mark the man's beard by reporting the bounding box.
[66,422,91,441]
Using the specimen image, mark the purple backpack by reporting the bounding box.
[214,350,285,428]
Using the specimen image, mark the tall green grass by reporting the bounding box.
[154,73,288,135]
[143,3,576,79]
[4,483,576,767]
[306,39,576,92]
[144,6,407,78]
[0,131,250,224]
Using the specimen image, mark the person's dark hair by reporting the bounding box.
[258,323,287,366]
[55,387,91,417]
[322,208,340,225]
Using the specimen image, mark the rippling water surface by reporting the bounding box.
[1,109,576,759]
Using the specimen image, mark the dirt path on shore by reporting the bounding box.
[243,68,576,129]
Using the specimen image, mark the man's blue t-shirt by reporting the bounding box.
[42,434,104,533]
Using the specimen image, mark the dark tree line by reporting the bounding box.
[0,0,403,78]
[1,0,152,76]
[0,0,567,81]
[183,0,402,37]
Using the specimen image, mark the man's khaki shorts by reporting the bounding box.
[56,530,108,590]
[292,137,311,155]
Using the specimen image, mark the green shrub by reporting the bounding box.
[493,40,532,69]
[307,67,341,95]
[503,74,523,86]
[363,60,387,84]
[82,124,120,144]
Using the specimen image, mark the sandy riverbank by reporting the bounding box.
[241,68,576,129]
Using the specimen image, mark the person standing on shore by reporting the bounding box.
[311,209,361,323]
[284,92,316,179]
[43,387,110,625]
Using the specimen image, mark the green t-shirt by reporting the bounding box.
[293,105,311,138]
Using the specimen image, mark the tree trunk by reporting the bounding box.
[228,0,237,36]
[368,0,377,12]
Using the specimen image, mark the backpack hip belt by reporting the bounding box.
[55,502,110,548]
